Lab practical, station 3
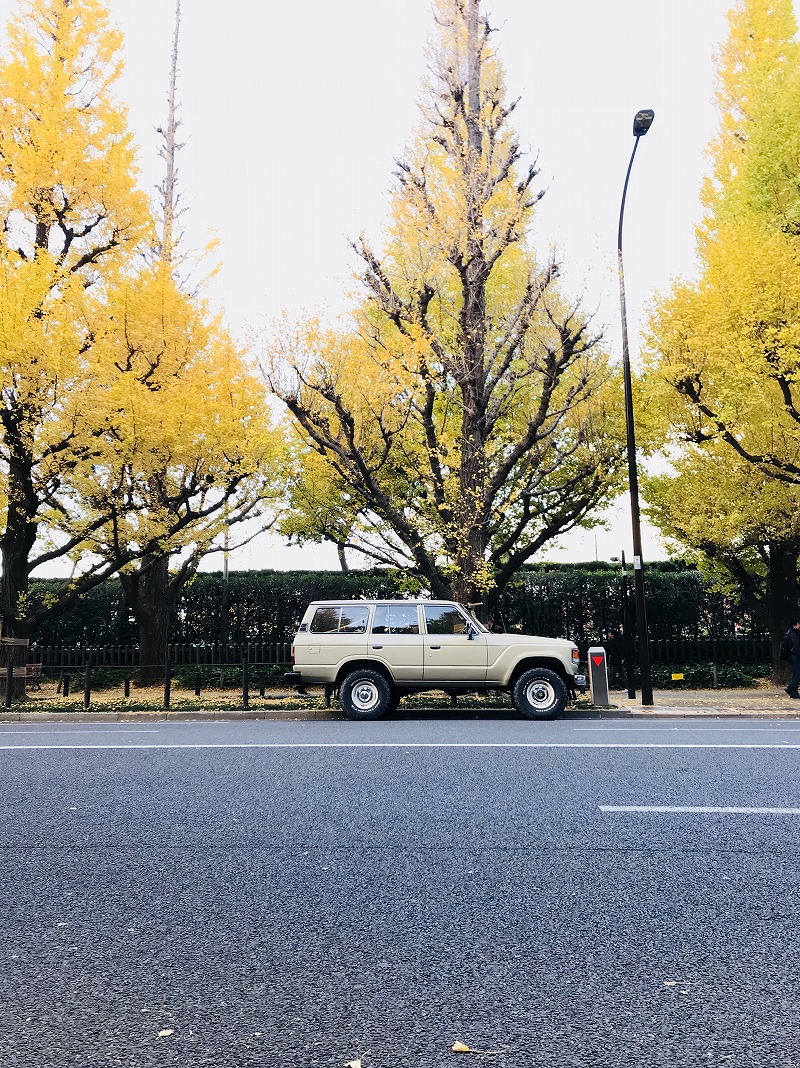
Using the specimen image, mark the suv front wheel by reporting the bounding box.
[339,669,394,720]
[512,668,568,720]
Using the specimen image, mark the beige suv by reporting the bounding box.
[285,599,579,720]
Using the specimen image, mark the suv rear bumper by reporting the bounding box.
[283,671,304,687]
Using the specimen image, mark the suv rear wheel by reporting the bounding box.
[339,669,394,720]
[512,668,568,720]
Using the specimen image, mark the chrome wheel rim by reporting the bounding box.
[352,680,380,711]
[524,679,555,711]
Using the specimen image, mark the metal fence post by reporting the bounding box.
[164,640,172,710]
[242,658,249,710]
[83,653,92,709]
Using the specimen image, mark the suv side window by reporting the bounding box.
[424,606,469,635]
[310,607,341,633]
[372,605,420,635]
[339,605,370,633]
[309,605,370,634]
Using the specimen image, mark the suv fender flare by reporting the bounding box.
[509,657,570,688]
[335,659,394,690]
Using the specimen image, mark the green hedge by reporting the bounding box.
[27,561,763,647]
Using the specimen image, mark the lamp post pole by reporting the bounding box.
[618,108,655,706]
[610,552,636,700]
[619,551,636,700]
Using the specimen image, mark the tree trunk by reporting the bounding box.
[337,542,349,573]
[766,541,799,685]
[452,0,489,605]
[121,556,173,687]
[0,468,38,697]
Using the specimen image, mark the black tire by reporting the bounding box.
[339,669,394,721]
[512,668,568,720]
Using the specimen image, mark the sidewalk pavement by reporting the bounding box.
[605,686,800,718]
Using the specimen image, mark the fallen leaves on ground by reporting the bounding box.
[452,1039,509,1054]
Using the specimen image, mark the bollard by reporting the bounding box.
[588,646,610,706]
[5,660,13,707]
[195,647,201,697]
[63,674,70,698]
[259,676,265,698]
[124,677,130,698]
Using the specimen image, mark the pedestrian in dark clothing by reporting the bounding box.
[785,619,800,699]
[604,629,625,690]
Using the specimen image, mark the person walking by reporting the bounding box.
[784,619,800,699]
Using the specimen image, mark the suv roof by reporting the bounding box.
[306,599,468,605]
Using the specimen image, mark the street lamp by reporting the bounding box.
[617,108,655,706]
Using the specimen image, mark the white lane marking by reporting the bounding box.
[601,805,800,815]
[575,727,800,733]
[0,730,161,735]
[2,742,800,751]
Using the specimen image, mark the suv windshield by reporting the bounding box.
[460,606,488,633]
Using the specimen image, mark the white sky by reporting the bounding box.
[1,0,742,571]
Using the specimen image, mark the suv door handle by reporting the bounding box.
[372,644,383,650]
[429,645,441,650]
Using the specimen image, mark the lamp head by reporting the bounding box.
[633,109,655,137]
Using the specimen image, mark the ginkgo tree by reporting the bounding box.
[46,0,282,684]
[645,0,800,667]
[267,0,626,611]
[0,0,282,684]
[0,0,151,653]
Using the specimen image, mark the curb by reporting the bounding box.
[1,706,800,723]
[0,710,339,723]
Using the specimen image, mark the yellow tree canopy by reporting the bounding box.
[646,0,800,654]
[0,0,152,636]
[703,0,799,228]
[65,262,282,567]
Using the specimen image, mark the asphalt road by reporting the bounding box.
[1,717,799,1067]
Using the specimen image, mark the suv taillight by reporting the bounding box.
[571,648,580,666]
[291,644,295,666]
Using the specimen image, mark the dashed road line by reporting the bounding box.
[600,805,800,815]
